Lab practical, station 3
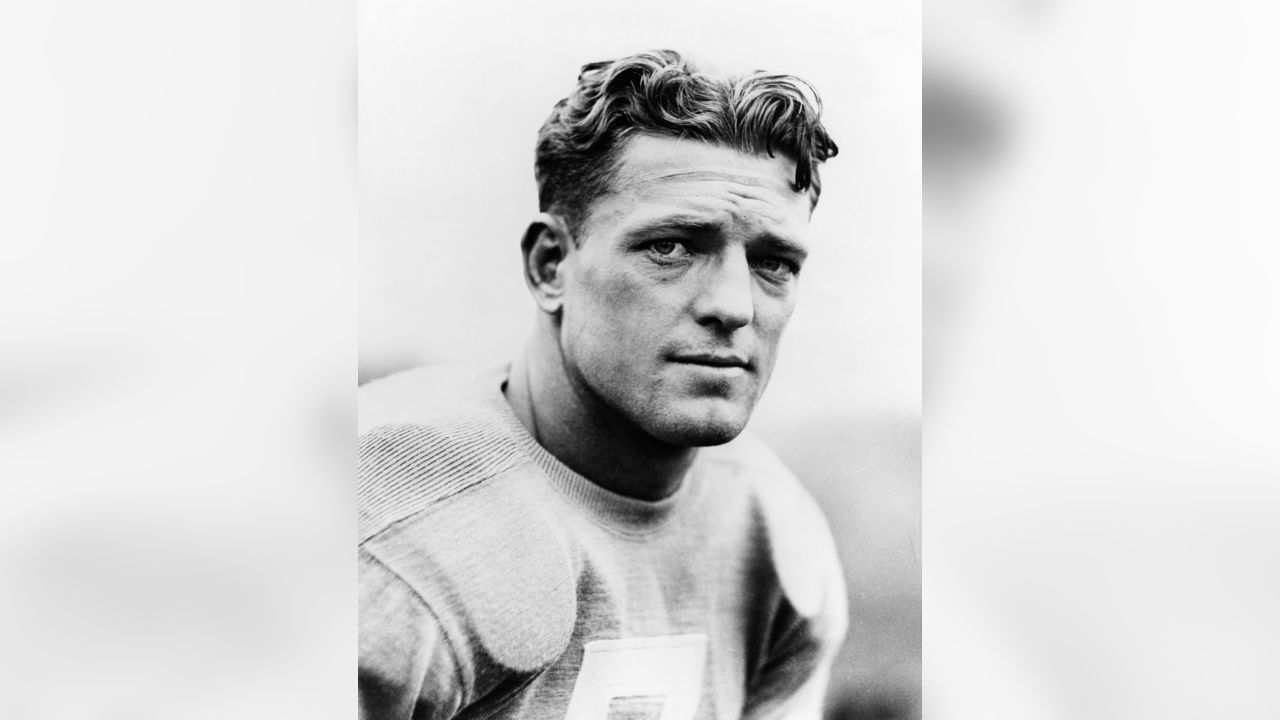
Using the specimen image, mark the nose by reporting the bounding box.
[693,247,754,330]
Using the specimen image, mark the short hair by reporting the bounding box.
[534,49,839,238]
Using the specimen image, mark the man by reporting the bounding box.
[359,49,846,719]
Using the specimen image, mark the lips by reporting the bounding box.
[669,351,752,370]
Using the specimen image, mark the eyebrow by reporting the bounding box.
[758,232,809,261]
[627,216,724,239]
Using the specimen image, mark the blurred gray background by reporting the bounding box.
[359,2,920,717]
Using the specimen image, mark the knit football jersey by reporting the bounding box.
[358,365,847,720]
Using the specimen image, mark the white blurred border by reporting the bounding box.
[926,1,1280,718]
[2,0,354,717]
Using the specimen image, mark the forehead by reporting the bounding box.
[582,135,813,238]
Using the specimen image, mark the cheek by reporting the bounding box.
[565,264,662,368]
[572,265,639,330]
[754,289,798,342]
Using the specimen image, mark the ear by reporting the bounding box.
[521,213,574,315]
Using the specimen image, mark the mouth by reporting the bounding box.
[668,352,753,371]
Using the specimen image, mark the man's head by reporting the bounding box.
[522,50,837,448]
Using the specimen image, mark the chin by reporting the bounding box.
[643,403,752,447]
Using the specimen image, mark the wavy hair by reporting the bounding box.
[534,50,839,237]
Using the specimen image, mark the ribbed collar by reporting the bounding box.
[476,365,701,537]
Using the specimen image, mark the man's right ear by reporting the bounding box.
[521,213,574,314]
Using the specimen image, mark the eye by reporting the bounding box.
[753,256,799,279]
[645,240,691,262]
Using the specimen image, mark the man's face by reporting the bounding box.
[557,134,814,446]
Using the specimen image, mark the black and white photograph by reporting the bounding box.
[358,3,920,718]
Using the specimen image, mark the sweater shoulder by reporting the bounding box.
[361,471,578,684]
[358,365,520,541]
[358,366,577,684]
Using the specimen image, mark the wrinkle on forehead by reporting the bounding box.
[596,179,795,229]
[613,135,801,194]
[623,169,793,192]
[623,178,807,230]
[618,163,804,205]
[580,136,813,239]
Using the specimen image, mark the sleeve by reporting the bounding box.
[359,545,465,720]
[742,548,849,720]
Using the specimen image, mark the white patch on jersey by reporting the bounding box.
[563,634,708,720]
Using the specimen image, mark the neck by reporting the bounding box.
[504,325,697,502]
